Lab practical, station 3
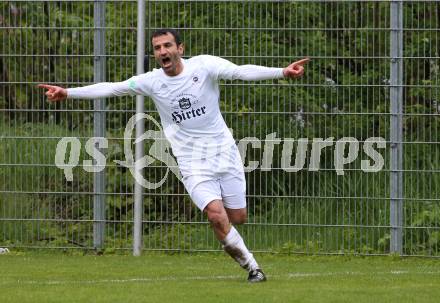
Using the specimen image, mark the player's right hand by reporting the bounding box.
[37,84,68,102]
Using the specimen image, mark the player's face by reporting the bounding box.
[152,33,184,76]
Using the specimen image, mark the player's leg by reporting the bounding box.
[186,178,265,282]
[221,208,266,282]
[203,200,251,269]
[220,177,266,282]
[179,147,266,282]
[217,146,266,282]
[225,207,247,225]
[203,199,231,240]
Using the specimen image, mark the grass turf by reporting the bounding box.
[0,251,439,303]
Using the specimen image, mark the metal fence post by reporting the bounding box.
[133,0,146,257]
[93,0,106,250]
[390,0,404,255]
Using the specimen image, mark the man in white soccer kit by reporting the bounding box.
[39,29,309,283]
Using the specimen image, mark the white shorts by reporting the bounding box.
[177,145,246,211]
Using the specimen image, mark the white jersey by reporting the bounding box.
[67,55,284,159]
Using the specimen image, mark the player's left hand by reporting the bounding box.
[283,58,310,79]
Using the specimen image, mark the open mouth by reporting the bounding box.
[161,57,171,66]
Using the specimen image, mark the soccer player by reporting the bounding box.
[39,29,309,283]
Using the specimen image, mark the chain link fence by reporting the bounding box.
[1,0,439,256]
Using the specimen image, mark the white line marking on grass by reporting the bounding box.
[287,271,440,278]
[4,271,440,286]
[390,270,408,274]
[286,271,368,278]
[12,275,243,286]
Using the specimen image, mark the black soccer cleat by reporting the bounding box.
[247,269,267,283]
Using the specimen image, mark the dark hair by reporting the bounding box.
[151,29,182,46]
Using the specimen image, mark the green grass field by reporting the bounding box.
[0,251,439,303]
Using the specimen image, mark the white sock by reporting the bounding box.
[221,226,259,272]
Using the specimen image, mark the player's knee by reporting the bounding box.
[231,214,247,225]
[206,210,227,226]
[205,201,227,225]
[226,209,247,225]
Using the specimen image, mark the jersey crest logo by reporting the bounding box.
[178,97,191,110]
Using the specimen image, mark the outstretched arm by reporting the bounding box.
[206,55,310,81]
[38,81,134,102]
[233,58,310,81]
